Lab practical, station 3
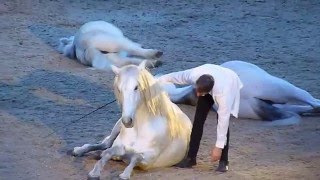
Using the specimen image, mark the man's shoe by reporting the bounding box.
[174,157,197,168]
[216,160,229,172]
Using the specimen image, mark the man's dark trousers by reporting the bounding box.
[187,93,230,162]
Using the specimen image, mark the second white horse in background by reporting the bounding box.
[58,21,163,69]
[160,60,320,122]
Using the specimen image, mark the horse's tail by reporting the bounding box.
[58,36,76,59]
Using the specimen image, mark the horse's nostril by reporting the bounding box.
[122,117,133,128]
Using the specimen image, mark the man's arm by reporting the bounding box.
[157,69,194,85]
[215,95,231,148]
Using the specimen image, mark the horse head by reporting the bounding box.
[111,61,148,128]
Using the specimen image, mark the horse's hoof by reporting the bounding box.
[67,149,82,157]
[119,173,130,180]
[155,51,163,58]
[71,148,83,157]
[87,175,100,180]
[153,60,163,67]
[72,145,89,156]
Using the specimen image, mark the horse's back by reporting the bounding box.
[222,61,295,101]
[72,21,124,64]
[78,21,124,37]
[221,60,270,82]
[221,61,271,99]
[74,21,124,51]
[222,61,302,120]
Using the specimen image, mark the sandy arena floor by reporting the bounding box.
[0,0,320,179]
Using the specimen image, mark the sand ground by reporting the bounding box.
[0,0,320,179]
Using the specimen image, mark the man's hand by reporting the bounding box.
[211,146,222,162]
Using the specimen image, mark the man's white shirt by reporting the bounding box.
[158,64,243,148]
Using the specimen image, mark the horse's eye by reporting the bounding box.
[134,86,138,91]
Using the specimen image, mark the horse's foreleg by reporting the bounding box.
[100,118,122,146]
[162,84,197,106]
[274,104,320,115]
[290,87,320,109]
[72,119,121,156]
[118,150,159,179]
[88,146,126,179]
[119,154,143,179]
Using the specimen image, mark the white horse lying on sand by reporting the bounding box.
[160,60,320,122]
[58,21,163,69]
[72,61,192,179]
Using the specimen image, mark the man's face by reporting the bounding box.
[196,86,209,97]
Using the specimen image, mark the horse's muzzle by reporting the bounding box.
[121,117,133,128]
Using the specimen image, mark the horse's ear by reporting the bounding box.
[111,65,120,75]
[138,60,147,70]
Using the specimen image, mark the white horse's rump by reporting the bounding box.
[161,60,320,121]
[58,21,163,69]
[72,61,191,179]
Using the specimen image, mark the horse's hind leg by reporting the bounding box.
[72,119,121,156]
[120,38,163,59]
[119,154,143,179]
[126,46,163,59]
[290,86,320,109]
[105,53,162,68]
[88,146,126,179]
[274,104,320,115]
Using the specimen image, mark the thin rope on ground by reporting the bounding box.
[43,99,117,138]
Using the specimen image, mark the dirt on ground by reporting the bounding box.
[0,0,320,179]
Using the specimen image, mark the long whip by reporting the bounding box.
[43,99,116,138]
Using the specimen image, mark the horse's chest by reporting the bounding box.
[117,128,138,147]
[114,119,167,152]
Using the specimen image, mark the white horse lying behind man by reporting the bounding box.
[160,60,320,122]
[58,21,163,69]
[72,61,192,179]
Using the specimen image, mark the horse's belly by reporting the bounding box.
[238,98,261,119]
[76,32,121,52]
[222,60,294,104]
[147,138,188,169]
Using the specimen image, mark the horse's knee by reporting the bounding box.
[101,146,125,157]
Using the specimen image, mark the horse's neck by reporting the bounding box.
[134,102,156,125]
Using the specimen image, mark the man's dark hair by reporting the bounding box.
[196,74,214,93]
